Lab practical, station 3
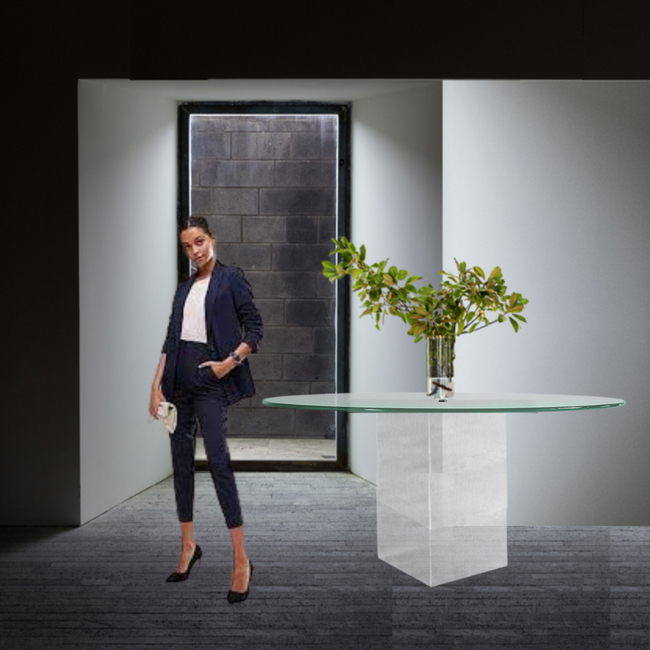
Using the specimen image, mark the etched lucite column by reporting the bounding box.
[376,412,507,587]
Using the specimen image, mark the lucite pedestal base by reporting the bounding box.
[376,412,507,587]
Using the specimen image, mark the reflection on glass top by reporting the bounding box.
[262,392,625,413]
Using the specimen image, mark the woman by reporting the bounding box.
[149,216,263,604]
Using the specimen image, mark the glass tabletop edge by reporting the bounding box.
[261,398,626,413]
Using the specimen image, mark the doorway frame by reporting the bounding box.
[178,101,350,471]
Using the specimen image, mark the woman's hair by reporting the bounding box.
[179,216,215,238]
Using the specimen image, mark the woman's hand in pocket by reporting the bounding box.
[198,359,234,379]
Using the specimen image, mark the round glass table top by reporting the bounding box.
[262,392,625,413]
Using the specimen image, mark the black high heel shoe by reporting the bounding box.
[227,559,253,603]
[166,544,202,582]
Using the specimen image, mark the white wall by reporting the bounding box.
[76,78,648,528]
[348,83,443,484]
[443,81,650,525]
[78,81,177,524]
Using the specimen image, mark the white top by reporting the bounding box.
[180,276,210,343]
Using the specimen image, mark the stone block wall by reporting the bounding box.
[190,115,338,439]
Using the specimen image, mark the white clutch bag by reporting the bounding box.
[157,401,178,434]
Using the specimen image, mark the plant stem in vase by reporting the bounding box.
[427,336,455,398]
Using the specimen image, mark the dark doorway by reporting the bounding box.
[178,102,350,471]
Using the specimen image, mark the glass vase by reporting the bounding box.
[427,336,455,398]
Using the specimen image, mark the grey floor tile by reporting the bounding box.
[0,474,648,650]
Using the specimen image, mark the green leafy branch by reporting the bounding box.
[322,237,529,342]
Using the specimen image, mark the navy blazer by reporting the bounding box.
[161,262,263,406]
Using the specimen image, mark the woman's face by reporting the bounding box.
[180,227,215,268]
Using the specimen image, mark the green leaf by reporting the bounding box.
[512,314,527,322]
[336,264,345,276]
[350,268,363,279]
[459,261,467,273]
[383,274,395,285]
[473,266,485,279]
[508,317,519,333]
[489,266,502,280]
[360,244,366,261]
[498,314,506,323]
[397,269,408,281]
[322,260,336,269]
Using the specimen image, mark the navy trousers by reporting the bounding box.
[169,340,243,529]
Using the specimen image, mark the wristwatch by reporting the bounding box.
[229,351,243,366]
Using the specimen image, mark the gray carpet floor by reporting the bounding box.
[1,472,648,649]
